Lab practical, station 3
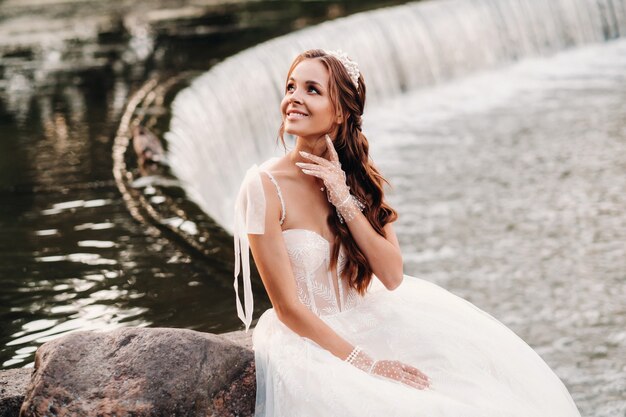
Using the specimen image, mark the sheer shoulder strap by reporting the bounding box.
[261,171,286,226]
[233,163,266,332]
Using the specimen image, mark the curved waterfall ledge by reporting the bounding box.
[165,0,626,233]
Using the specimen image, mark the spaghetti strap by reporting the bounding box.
[262,171,286,225]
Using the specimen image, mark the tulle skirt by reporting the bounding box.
[252,274,580,417]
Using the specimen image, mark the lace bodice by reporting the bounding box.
[233,158,361,331]
[266,169,361,317]
[280,228,360,317]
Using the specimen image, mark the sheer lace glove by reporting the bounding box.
[296,134,365,223]
[344,345,430,390]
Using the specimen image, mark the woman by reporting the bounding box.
[233,49,580,416]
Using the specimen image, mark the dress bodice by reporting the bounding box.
[261,162,360,316]
[233,157,362,331]
[281,228,361,316]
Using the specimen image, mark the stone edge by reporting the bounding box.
[0,329,252,417]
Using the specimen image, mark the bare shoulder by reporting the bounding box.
[257,169,283,226]
[262,154,299,183]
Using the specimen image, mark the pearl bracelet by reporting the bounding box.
[336,194,366,224]
[345,345,362,364]
[336,194,352,208]
[345,346,377,374]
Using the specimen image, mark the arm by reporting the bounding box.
[249,170,429,390]
[297,135,404,290]
[343,211,403,290]
[248,174,355,361]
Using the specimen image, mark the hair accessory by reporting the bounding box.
[324,49,360,91]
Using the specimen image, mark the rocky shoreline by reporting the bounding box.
[0,328,253,417]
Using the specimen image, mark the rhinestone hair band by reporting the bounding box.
[325,49,360,91]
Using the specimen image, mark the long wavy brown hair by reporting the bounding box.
[277,49,398,295]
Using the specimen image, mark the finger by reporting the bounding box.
[409,372,430,387]
[401,369,428,386]
[401,376,428,391]
[325,134,340,162]
[299,151,332,167]
[402,364,430,382]
[301,169,323,179]
[295,162,325,171]
[415,372,430,384]
[411,369,431,386]
[298,165,327,179]
[408,374,430,389]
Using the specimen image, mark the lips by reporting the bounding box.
[286,109,309,121]
[287,108,309,116]
[287,113,309,119]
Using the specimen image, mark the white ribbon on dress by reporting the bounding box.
[233,163,267,332]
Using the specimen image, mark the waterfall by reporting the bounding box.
[164,0,625,233]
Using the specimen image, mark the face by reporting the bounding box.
[280,58,342,141]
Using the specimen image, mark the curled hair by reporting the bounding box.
[277,49,398,295]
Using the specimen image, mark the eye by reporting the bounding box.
[286,83,319,94]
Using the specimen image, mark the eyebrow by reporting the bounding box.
[288,77,324,88]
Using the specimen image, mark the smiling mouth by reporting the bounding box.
[287,112,310,119]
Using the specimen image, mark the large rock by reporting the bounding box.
[0,368,31,417]
[19,328,255,417]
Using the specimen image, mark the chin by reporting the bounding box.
[284,125,305,136]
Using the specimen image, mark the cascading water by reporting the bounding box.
[163,2,626,414]
[165,0,625,233]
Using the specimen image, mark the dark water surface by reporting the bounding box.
[0,0,412,369]
[3,2,625,413]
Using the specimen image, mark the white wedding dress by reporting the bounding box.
[233,157,581,417]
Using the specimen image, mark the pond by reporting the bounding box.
[1,1,625,415]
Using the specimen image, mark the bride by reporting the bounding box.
[233,48,581,416]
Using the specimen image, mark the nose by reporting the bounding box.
[289,88,304,104]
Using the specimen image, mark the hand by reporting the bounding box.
[295,134,351,207]
[295,134,365,223]
[371,359,431,390]
[345,346,430,391]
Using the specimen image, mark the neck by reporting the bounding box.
[289,134,330,164]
